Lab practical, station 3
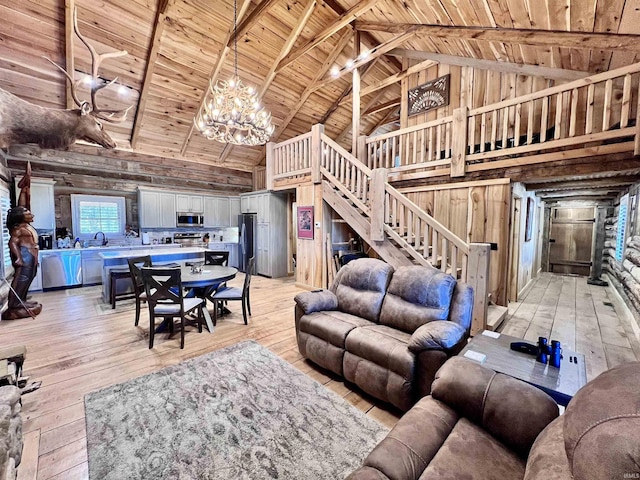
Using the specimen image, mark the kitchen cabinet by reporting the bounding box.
[240,191,288,278]
[29,264,43,292]
[138,189,176,228]
[203,196,231,227]
[81,250,104,285]
[15,177,55,232]
[229,197,241,226]
[207,242,239,268]
[176,194,203,213]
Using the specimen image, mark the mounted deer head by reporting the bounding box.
[0,8,132,150]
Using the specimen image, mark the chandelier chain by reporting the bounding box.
[233,0,238,78]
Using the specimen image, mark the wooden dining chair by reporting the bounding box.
[208,257,254,326]
[127,255,152,326]
[141,266,204,349]
[204,250,229,266]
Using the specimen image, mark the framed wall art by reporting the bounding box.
[297,206,314,239]
[408,74,450,116]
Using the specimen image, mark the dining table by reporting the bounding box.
[180,265,238,332]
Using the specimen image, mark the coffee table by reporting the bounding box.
[459,331,587,406]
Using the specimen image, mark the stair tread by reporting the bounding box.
[486,305,508,331]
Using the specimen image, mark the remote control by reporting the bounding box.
[510,341,538,356]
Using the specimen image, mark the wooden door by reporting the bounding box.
[549,206,595,276]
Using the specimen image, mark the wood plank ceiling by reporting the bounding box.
[1,0,639,188]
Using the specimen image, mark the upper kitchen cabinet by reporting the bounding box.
[15,177,55,232]
[240,194,259,215]
[176,194,203,213]
[229,197,241,225]
[138,188,176,228]
[203,196,230,227]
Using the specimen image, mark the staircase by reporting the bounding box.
[266,61,640,334]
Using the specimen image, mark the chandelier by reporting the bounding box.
[194,0,274,146]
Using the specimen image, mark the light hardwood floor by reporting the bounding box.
[1,272,639,480]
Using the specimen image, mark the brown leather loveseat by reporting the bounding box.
[294,258,474,411]
[347,357,640,480]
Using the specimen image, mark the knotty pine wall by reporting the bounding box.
[398,179,511,306]
[400,62,554,134]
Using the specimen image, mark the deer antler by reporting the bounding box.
[71,8,132,122]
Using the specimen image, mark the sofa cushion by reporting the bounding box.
[332,258,394,323]
[379,265,456,334]
[419,418,525,480]
[298,311,375,348]
[345,325,413,378]
[562,361,640,480]
[432,357,558,457]
[524,417,572,480]
[347,396,458,480]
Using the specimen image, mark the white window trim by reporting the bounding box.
[71,194,126,241]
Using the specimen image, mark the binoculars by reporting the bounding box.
[537,337,562,368]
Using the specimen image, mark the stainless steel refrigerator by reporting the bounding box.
[238,213,257,273]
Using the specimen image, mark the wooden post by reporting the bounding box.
[352,29,361,155]
[311,124,324,184]
[357,135,367,164]
[467,243,491,335]
[370,168,388,242]
[590,206,607,281]
[266,142,275,190]
[451,106,469,177]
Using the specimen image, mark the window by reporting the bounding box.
[71,194,126,240]
[0,185,11,276]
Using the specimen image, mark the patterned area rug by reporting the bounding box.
[84,341,388,479]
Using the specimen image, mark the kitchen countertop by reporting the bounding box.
[40,244,179,254]
[98,246,206,260]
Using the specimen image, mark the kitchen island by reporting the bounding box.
[99,247,207,304]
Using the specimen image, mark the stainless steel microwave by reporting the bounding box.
[176,212,204,227]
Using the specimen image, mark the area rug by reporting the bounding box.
[94,297,137,316]
[84,341,389,479]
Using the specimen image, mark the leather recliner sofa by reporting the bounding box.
[347,357,640,480]
[294,258,474,411]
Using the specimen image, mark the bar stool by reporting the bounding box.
[110,267,135,309]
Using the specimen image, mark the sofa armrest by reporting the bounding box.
[294,290,338,315]
[407,321,467,353]
[431,357,559,457]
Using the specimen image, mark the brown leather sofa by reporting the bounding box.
[347,357,640,480]
[294,258,474,411]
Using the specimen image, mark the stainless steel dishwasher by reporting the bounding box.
[41,250,83,289]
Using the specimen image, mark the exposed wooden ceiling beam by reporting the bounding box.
[355,22,640,52]
[318,57,380,125]
[180,0,252,156]
[312,30,419,92]
[332,86,389,147]
[339,59,436,106]
[226,0,280,48]
[387,49,591,81]
[321,0,401,73]
[527,178,639,192]
[276,0,378,73]
[64,0,75,109]
[537,189,619,199]
[218,0,317,162]
[257,29,353,165]
[131,0,171,149]
[363,97,400,116]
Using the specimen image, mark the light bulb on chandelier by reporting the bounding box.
[193,0,274,146]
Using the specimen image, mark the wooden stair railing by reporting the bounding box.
[361,61,640,180]
[268,124,491,333]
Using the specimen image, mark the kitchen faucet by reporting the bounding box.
[94,231,108,246]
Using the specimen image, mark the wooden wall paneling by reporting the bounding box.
[433,188,451,230]
[485,182,510,306]
[449,187,468,241]
[295,184,324,289]
[468,186,487,243]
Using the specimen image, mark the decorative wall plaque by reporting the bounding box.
[408,74,450,116]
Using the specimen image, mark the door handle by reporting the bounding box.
[549,239,556,243]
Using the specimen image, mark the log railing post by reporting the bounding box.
[311,123,324,184]
[451,106,469,177]
[357,135,367,165]
[467,242,491,335]
[370,168,388,242]
[266,142,275,190]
